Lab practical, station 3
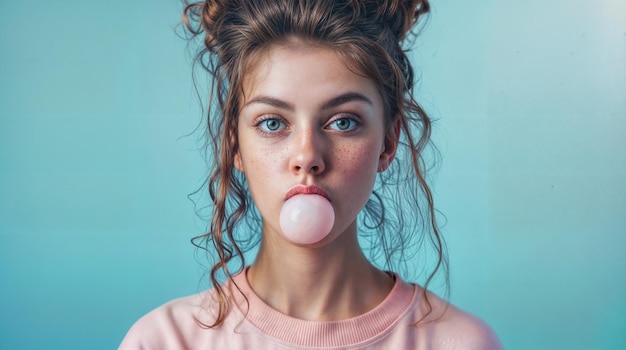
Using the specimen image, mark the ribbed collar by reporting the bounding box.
[227,268,417,348]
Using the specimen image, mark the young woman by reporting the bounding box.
[120,0,502,348]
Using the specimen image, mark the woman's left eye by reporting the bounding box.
[327,116,360,132]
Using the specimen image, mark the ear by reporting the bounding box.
[231,127,244,172]
[378,118,401,173]
[234,151,244,172]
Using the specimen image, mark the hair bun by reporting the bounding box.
[183,0,232,50]
[363,0,430,41]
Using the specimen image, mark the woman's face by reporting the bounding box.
[236,44,397,246]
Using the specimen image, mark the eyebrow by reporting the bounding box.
[243,92,373,111]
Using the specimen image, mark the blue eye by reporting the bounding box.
[328,116,359,131]
[257,117,285,133]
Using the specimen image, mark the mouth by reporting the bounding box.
[285,185,330,201]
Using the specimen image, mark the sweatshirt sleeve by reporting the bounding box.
[118,295,207,350]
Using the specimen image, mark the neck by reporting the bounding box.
[247,221,394,321]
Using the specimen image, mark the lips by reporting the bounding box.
[285,185,330,201]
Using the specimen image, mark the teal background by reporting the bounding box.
[1,0,624,349]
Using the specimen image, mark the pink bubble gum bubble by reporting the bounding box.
[279,194,335,245]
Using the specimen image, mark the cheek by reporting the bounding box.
[335,141,380,188]
[239,133,283,174]
[240,144,287,203]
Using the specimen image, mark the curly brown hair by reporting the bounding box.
[182,0,448,327]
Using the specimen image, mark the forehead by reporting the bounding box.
[241,43,382,108]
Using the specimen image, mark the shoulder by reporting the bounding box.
[408,287,503,350]
[119,292,217,350]
[434,303,503,350]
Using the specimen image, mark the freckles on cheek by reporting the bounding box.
[245,147,284,183]
[336,145,379,179]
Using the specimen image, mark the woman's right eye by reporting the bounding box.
[255,116,286,134]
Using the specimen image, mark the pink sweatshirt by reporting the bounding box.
[119,270,496,349]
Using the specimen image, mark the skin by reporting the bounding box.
[234,42,503,349]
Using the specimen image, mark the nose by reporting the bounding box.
[289,128,325,176]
